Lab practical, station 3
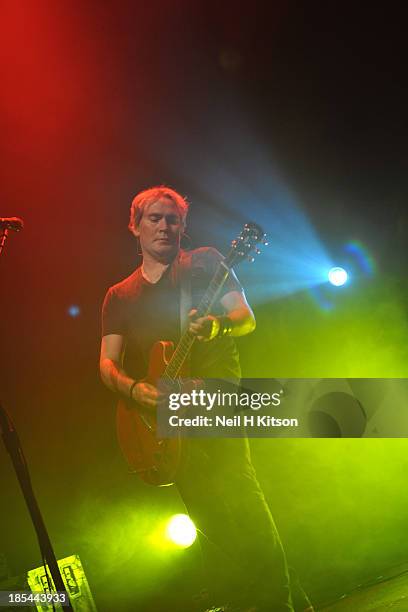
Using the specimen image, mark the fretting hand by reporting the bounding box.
[188,309,220,341]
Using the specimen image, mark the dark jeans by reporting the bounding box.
[175,436,294,611]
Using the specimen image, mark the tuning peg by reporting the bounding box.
[255,248,261,255]
[247,256,255,263]
[262,235,268,246]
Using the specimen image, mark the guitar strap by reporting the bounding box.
[169,249,193,374]
[177,249,193,334]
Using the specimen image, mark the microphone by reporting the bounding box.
[0,217,24,231]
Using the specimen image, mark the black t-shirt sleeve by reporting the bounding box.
[101,287,128,336]
[198,247,244,299]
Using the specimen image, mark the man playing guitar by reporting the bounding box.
[100,186,311,612]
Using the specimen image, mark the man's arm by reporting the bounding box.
[189,290,256,341]
[100,334,159,408]
[220,290,256,336]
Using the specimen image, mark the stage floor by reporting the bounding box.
[320,569,408,611]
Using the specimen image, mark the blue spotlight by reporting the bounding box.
[68,305,80,317]
[328,267,348,287]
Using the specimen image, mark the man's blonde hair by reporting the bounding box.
[129,186,189,233]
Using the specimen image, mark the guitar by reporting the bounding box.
[116,223,265,486]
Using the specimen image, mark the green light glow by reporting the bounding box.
[247,276,408,378]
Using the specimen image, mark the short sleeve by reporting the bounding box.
[101,288,127,336]
[193,247,244,299]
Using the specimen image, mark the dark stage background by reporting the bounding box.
[1,2,408,610]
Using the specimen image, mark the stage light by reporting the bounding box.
[328,267,348,286]
[165,514,197,547]
[68,305,80,317]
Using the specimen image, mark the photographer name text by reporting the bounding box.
[168,414,298,428]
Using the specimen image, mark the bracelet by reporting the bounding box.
[217,316,233,337]
[129,380,138,399]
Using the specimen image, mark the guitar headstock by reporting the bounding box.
[224,222,267,269]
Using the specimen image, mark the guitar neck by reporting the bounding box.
[163,261,230,381]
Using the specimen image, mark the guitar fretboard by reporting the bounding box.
[162,262,230,381]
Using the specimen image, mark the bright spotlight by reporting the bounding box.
[328,267,348,287]
[165,514,197,547]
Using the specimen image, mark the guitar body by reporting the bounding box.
[116,341,188,486]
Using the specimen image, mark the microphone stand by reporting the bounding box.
[0,219,73,609]
[0,406,73,609]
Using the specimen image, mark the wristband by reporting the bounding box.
[129,380,138,399]
[217,316,233,337]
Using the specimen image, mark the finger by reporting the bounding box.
[144,383,163,397]
[144,398,157,408]
[144,384,158,395]
[136,396,156,410]
[148,390,164,402]
[190,326,207,339]
[194,316,206,325]
[189,321,201,333]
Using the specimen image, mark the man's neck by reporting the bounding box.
[141,253,173,284]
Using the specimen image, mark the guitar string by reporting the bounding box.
[163,266,230,380]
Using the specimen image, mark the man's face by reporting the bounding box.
[134,197,184,262]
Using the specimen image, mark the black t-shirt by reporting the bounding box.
[101,247,243,380]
